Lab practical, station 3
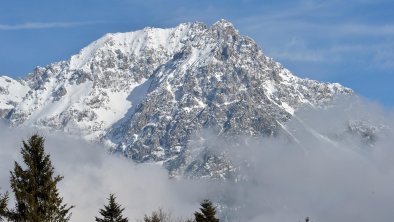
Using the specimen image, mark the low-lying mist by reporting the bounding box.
[1,96,394,222]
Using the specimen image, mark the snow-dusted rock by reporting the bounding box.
[0,76,29,118]
[1,20,353,178]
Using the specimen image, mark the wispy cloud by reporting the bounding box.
[0,21,96,31]
[235,2,394,67]
[372,44,394,70]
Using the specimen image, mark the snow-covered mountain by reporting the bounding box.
[0,20,353,178]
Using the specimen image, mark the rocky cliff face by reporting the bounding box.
[0,20,352,179]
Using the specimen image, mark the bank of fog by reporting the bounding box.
[0,97,394,222]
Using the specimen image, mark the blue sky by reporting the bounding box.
[1,0,393,107]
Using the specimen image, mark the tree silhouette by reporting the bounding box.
[8,134,73,221]
[194,200,219,222]
[96,194,128,222]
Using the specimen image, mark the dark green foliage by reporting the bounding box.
[8,134,73,222]
[194,200,219,222]
[96,194,128,222]
[0,192,8,221]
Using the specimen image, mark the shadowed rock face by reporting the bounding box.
[0,20,352,179]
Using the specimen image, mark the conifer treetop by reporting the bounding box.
[96,193,128,222]
[194,199,219,222]
[8,134,73,222]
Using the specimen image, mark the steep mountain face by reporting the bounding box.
[0,20,352,178]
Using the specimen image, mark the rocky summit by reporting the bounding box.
[0,20,352,179]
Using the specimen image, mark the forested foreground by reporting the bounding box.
[0,134,312,222]
[0,134,223,222]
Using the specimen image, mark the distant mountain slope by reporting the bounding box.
[0,20,352,178]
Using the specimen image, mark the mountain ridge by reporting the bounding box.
[0,19,353,178]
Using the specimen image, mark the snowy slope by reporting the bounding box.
[0,76,29,118]
[9,22,206,139]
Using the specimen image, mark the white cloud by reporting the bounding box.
[0,22,96,31]
[1,97,394,222]
[201,97,394,222]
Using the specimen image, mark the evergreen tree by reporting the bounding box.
[8,134,73,222]
[96,194,128,222]
[194,200,219,222]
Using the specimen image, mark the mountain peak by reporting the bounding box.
[68,23,198,71]
[68,20,240,71]
[1,20,352,178]
[212,19,235,28]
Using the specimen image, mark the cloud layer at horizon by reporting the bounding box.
[1,97,394,221]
